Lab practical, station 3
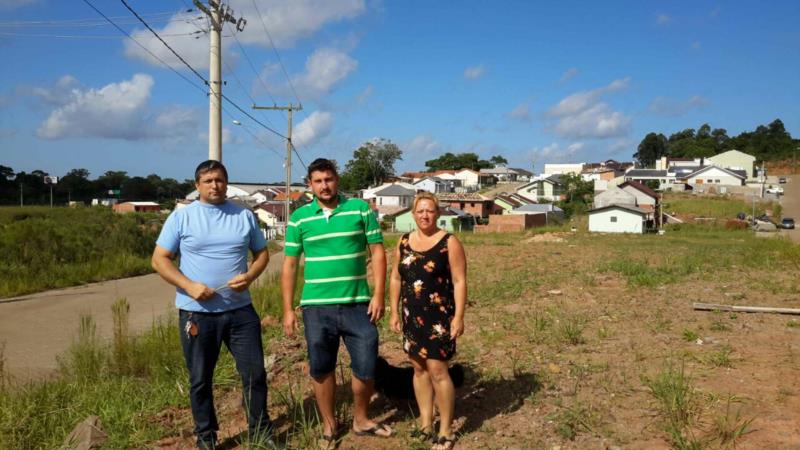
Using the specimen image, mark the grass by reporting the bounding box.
[0,206,159,298]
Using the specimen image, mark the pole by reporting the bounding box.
[50,184,53,208]
[19,183,23,207]
[252,103,302,224]
[194,1,246,162]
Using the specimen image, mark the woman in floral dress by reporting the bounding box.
[390,192,467,450]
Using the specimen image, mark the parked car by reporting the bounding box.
[779,177,787,184]
[766,186,784,195]
[782,218,795,229]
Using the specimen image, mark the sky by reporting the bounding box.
[1,0,799,183]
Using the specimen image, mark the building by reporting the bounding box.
[436,192,494,218]
[706,149,756,180]
[493,193,531,214]
[373,184,416,207]
[479,166,533,182]
[394,207,473,233]
[544,163,585,176]
[361,181,417,201]
[593,187,637,209]
[683,166,747,187]
[414,176,455,194]
[113,201,161,213]
[588,204,651,234]
[253,201,286,226]
[618,181,659,210]
[516,174,565,202]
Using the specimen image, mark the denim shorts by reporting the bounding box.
[302,302,378,380]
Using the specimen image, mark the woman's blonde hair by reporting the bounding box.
[413,192,440,213]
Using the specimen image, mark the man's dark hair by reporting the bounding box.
[307,158,338,179]
[194,160,228,182]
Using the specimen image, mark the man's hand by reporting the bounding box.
[283,309,299,337]
[389,313,401,333]
[367,294,385,323]
[227,273,252,292]
[186,281,215,301]
[450,316,465,341]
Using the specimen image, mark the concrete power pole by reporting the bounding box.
[252,103,302,224]
[193,0,246,162]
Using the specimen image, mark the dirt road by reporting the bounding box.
[778,175,799,242]
[0,251,284,380]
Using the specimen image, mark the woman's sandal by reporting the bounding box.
[432,434,456,450]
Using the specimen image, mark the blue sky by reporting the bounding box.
[1,0,798,183]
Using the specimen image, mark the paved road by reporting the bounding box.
[778,175,799,243]
[0,250,284,380]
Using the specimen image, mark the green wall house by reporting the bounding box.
[394,207,472,232]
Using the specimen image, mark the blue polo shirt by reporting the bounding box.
[156,200,267,312]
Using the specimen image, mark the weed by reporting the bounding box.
[710,398,754,447]
[558,314,586,345]
[787,319,800,329]
[643,361,701,448]
[705,345,734,368]
[524,310,552,343]
[682,329,699,342]
[710,320,731,332]
[550,397,597,440]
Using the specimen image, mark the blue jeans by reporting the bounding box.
[302,302,379,380]
[179,304,270,445]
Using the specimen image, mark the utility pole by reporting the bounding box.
[252,103,302,225]
[193,0,246,162]
[19,183,23,207]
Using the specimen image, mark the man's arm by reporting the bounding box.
[228,247,269,292]
[281,255,300,336]
[151,245,214,300]
[367,242,386,323]
[388,240,403,333]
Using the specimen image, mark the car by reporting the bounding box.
[782,218,795,229]
[779,177,787,184]
[766,186,784,195]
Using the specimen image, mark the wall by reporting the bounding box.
[589,209,643,233]
[474,213,546,233]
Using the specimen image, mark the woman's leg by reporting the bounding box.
[426,359,455,439]
[409,354,435,432]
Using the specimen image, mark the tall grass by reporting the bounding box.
[0,206,159,297]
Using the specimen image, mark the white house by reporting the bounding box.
[516,174,565,202]
[544,163,584,176]
[480,166,533,182]
[361,182,417,201]
[373,184,416,207]
[593,187,637,209]
[683,166,746,187]
[254,207,280,227]
[588,204,649,234]
[414,176,454,194]
[618,181,659,209]
[453,169,481,188]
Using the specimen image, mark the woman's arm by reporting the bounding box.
[388,239,404,333]
[448,235,467,340]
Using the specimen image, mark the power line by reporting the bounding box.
[0,30,203,39]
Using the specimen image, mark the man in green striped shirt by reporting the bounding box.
[281,158,392,445]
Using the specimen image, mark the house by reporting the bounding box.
[113,201,160,213]
[706,149,756,180]
[361,181,417,201]
[414,176,455,194]
[588,204,651,234]
[493,193,530,214]
[479,166,533,182]
[618,181,659,210]
[395,207,474,233]
[373,184,416,207]
[509,203,565,225]
[683,166,747,187]
[516,174,565,202]
[254,201,285,226]
[436,192,494,218]
[374,205,409,221]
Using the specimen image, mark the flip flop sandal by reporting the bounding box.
[317,434,336,450]
[433,435,456,450]
[410,427,434,442]
[352,423,393,437]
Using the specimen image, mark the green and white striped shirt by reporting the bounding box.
[285,195,383,306]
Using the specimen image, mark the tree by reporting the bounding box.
[556,173,593,217]
[56,168,93,203]
[489,155,508,166]
[424,152,493,171]
[633,133,668,167]
[339,138,403,191]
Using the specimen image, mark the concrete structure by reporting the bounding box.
[516,175,565,202]
[706,149,756,180]
[474,214,545,233]
[414,176,455,194]
[593,186,637,209]
[544,163,584,175]
[395,207,473,233]
[113,201,160,213]
[619,181,659,210]
[588,204,649,234]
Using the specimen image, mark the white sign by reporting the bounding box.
[43,176,58,184]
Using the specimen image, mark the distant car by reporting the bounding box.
[782,218,795,229]
[779,177,787,184]
[766,186,784,195]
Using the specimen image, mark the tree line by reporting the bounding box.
[0,166,195,206]
[634,118,799,168]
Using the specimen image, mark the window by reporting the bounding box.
[439,219,447,226]
[707,179,713,183]
[715,179,720,183]
[610,216,617,223]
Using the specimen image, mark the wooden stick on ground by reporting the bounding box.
[693,302,800,315]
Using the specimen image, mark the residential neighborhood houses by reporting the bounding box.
[107,148,776,237]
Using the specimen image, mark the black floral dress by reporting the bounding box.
[398,232,456,360]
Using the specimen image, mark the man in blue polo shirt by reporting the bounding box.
[152,160,273,450]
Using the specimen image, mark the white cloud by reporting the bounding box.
[545,78,631,139]
[124,14,213,70]
[232,0,365,48]
[560,67,579,83]
[463,65,486,80]
[656,14,672,25]
[293,111,332,147]
[648,95,709,117]
[32,75,82,106]
[406,135,442,155]
[36,74,203,142]
[527,142,585,163]
[258,48,357,100]
[507,103,531,122]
